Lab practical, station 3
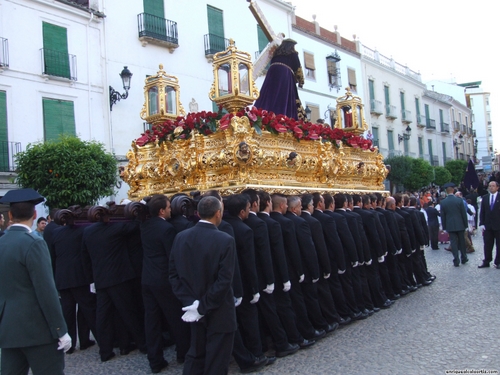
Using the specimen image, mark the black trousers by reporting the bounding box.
[351,265,371,311]
[96,279,146,358]
[273,288,303,344]
[449,230,467,265]
[338,265,361,315]
[256,291,289,352]
[483,229,500,265]
[385,253,404,295]
[300,282,328,330]
[364,262,387,307]
[59,286,97,349]
[288,278,316,339]
[429,225,439,249]
[377,260,396,299]
[326,272,350,318]
[183,323,235,375]
[142,284,191,369]
[1,341,64,375]
[236,297,262,358]
[315,277,340,325]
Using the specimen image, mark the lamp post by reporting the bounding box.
[305,105,312,122]
[109,66,133,111]
[397,125,412,144]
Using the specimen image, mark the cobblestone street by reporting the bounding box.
[6,233,500,375]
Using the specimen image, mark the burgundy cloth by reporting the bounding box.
[254,54,302,120]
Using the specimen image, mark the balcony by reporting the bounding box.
[417,114,426,127]
[370,99,383,115]
[385,104,397,119]
[137,13,179,52]
[204,34,230,61]
[452,121,460,132]
[461,124,466,134]
[431,155,439,166]
[401,109,412,123]
[40,48,77,81]
[473,129,476,137]
[426,118,436,130]
[440,122,449,133]
[0,37,8,69]
[0,141,21,172]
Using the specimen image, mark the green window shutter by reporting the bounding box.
[428,139,433,158]
[387,130,394,151]
[442,142,447,162]
[418,137,423,157]
[384,86,390,105]
[43,98,76,142]
[439,109,444,123]
[257,25,268,53]
[415,98,420,117]
[0,91,8,171]
[400,92,405,111]
[143,0,164,16]
[372,127,378,142]
[368,79,375,101]
[424,104,430,118]
[207,5,224,53]
[42,22,70,79]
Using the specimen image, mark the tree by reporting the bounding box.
[433,166,452,187]
[383,155,413,187]
[16,136,117,209]
[404,157,434,191]
[445,159,468,186]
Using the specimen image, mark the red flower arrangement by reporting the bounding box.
[136,106,374,151]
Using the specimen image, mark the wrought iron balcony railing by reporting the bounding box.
[417,114,426,127]
[426,118,436,130]
[453,120,460,131]
[401,109,412,123]
[440,122,449,133]
[431,155,439,166]
[137,13,178,49]
[0,37,8,68]
[40,48,77,80]
[385,104,397,119]
[370,99,383,115]
[204,34,230,56]
[0,141,21,172]
[461,124,466,133]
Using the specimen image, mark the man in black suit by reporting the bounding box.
[141,195,190,373]
[425,202,440,250]
[479,181,500,268]
[169,196,237,375]
[81,208,146,362]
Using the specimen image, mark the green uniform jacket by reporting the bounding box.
[0,226,67,348]
[439,194,468,232]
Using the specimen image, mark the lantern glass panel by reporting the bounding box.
[238,63,249,95]
[341,105,353,128]
[356,105,362,128]
[148,87,159,115]
[165,86,177,114]
[218,63,232,96]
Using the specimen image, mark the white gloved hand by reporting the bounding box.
[90,283,96,294]
[323,273,331,279]
[378,255,385,263]
[312,278,319,283]
[57,333,72,353]
[479,225,485,231]
[420,246,425,251]
[263,283,274,294]
[384,252,388,257]
[181,300,204,322]
[299,274,305,283]
[411,249,416,253]
[352,261,359,268]
[406,253,412,257]
[234,297,242,307]
[338,269,346,275]
[365,259,373,266]
[283,281,291,292]
[250,293,260,304]
[397,249,403,255]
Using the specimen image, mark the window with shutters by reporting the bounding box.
[327,59,340,89]
[257,25,268,53]
[42,22,75,80]
[307,104,320,123]
[138,0,178,48]
[442,142,447,163]
[42,98,76,142]
[303,52,315,79]
[372,127,379,147]
[347,68,357,92]
[387,130,394,151]
[205,5,226,55]
[0,91,8,171]
[418,137,424,157]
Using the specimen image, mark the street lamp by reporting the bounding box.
[109,66,133,111]
[305,105,312,122]
[397,125,412,144]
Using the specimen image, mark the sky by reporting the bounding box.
[292,0,498,146]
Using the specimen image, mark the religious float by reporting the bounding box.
[121,40,389,199]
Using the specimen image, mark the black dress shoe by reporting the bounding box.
[310,329,326,340]
[454,263,460,267]
[400,289,410,296]
[151,360,168,374]
[298,338,315,349]
[101,352,116,362]
[240,356,268,373]
[120,344,137,356]
[422,280,432,286]
[364,308,374,316]
[79,340,95,350]
[339,316,351,325]
[461,258,469,264]
[380,300,392,309]
[265,356,276,365]
[276,343,299,358]
[372,307,381,312]
[325,322,339,334]
[428,275,436,281]
[478,262,490,268]
[66,347,75,354]
[356,311,369,320]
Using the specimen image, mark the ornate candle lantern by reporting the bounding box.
[335,87,368,136]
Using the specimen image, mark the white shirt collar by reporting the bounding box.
[12,223,32,232]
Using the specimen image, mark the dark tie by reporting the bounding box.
[491,195,495,210]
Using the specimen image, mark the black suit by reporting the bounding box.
[82,220,146,359]
[425,206,440,249]
[169,215,191,234]
[140,216,190,368]
[51,225,96,350]
[396,208,426,284]
[169,221,237,375]
[479,193,500,265]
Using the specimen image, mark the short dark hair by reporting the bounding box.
[147,195,169,217]
[333,193,346,208]
[312,192,322,209]
[301,194,313,210]
[241,189,259,206]
[374,193,383,204]
[203,190,222,201]
[409,197,417,206]
[198,196,222,219]
[257,191,271,212]
[225,194,249,217]
[324,193,334,209]
[352,194,362,206]
[37,217,47,225]
[394,193,403,205]
[345,194,353,205]
[10,202,35,221]
[361,195,371,206]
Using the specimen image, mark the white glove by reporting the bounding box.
[181,300,204,322]
[323,273,331,279]
[365,259,373,265]
[338,269,346,275]
[359,261,364,266]
[352,261,359,268]
[263,283,274,294]
[234,297,242,307]
[57,333,72,352]
[411,249,416,253]
[406,253,412,257]
[90,283,96,294]
[283,281,291,292]
[420,246,425,251]
[397,249,402,255]
[378,255,385,263]
[384,252,388,257]
[479,225,485,231]
[250,293,260,304]
[312,278,319,283]
[299,274,305,283]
